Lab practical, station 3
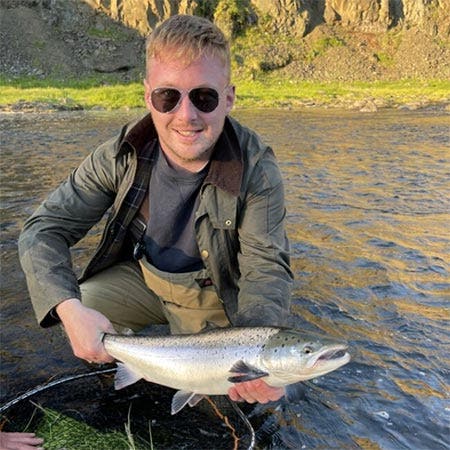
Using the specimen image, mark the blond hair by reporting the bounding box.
[146,15,231,80]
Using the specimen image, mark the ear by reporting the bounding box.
[143,78,152,110]
[225,85,235,114]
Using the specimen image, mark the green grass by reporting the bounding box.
[234,78,450,108]
[1,76,449,110]
[306,36,345,62]
[32,405,151,450]
[0,77,146,110]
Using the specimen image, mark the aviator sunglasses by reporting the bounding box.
[150,87,223,113]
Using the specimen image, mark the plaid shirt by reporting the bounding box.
[80,117,157,281]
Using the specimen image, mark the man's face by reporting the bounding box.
[144,54,235,172]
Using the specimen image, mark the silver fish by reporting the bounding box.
[103,326,350,414]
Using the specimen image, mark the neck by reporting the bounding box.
[160,149,210,174]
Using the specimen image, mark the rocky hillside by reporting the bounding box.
[1,0,449,81]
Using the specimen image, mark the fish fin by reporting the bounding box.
[114,362,142,390]
[228,360,269,383]
[188,394,205,408]
[171,391,205,415]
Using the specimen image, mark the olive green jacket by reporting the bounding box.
[19,114,293,328]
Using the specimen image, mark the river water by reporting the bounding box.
[1,108,449,449]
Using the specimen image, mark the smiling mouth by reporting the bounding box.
[177,130,200,137]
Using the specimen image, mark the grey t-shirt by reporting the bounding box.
[143,147,208,273]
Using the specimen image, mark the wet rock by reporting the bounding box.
[359,99,378,112]
[0,100,83,113]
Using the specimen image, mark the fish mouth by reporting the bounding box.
[317,346,349,362]
[309,344,350,370]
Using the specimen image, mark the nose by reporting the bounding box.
[175,93,200,120]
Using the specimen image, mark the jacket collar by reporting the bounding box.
[120,113,243,197]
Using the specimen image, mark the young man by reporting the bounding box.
[19,15,293,405]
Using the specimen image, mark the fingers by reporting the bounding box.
[228,379,285,404]
[70,326,116,364]
[57,299,116,363]
[0,431,44,450]
[77,326,116,364]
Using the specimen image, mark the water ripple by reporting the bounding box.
[1,109,449,449]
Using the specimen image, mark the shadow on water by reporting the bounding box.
[1,108,449,449]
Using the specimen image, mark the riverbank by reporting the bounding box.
[2,2,449,115]
[1,77,449,113]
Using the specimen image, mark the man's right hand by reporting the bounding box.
[56,298,116,363]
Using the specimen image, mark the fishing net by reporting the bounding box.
[0,368,256,450]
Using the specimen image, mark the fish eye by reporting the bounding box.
[304,346,313,354]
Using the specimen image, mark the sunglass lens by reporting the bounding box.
[151,88,181,113]
[189,88,219,113]
[151,87,220,113]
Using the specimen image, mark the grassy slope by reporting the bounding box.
[1,77,449,110]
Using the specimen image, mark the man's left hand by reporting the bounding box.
[228,379,285,404]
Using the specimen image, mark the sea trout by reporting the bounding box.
[103,326,350,414]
